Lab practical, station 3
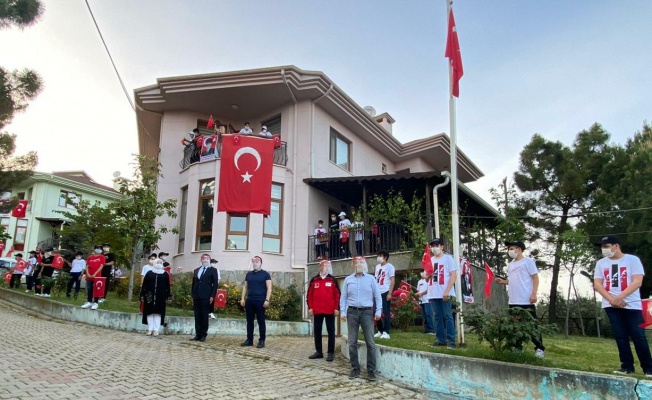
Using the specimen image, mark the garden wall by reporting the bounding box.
[341,335,652,399]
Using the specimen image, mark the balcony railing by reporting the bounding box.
[179,140,288,170]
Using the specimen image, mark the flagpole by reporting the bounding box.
[446,0,465,346]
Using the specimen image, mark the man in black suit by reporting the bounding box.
[191,254,219,342]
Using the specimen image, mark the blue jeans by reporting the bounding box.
[420,302,435,333]
[347,307,377,373]
[430,298,456,345]
[378,291,391,334]
[605,307,652,373]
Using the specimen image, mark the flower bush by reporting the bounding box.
[390,289,420,331]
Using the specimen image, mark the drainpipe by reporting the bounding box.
[432,172,451,238]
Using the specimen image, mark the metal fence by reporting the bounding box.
[178,140,288,169]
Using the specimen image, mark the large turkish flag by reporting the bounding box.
[11,200,28,218]
[217,134,274,215]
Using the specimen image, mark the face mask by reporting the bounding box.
[331,217,336,221]
[420,272,426,278]
[162,257,168,261]
[377,257,384,263]
[201,260,210,267]
[601,248,615,258]
[318,224,323,228]
[432,247,442,256]
[252,262,262,271]
[94,249,102,254]
[75,256,81,260]
[508,250,518,259]
[103,247,110,252]
[149,259,156,265]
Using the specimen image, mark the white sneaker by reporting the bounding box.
[98,299,105,303]
[91,303,99,310]
[209,313,216,319]
[535,349,545,358]
[25,290,30,293]
[380,332,390,339]
[374,332,382,338]
[43,294,51,298]
[81,302,92,309]
[35,293,42,296]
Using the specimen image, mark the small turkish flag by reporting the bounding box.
[421,244,433,275]
[272,134,281,148]
[14,259,27,273]
[398,281,411,293]
[214,289,227,308]
[640,300,652,328]
[11,200,28,218]
[484,262,495,299]
[52,254,65,269]
[341,230,349,243]
[217,134,275,215]
[93,277,107,298]
[207,115,214,129]
[3,273,10,285]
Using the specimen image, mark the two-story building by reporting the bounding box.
[3,171,123,253]
[135,66,500,290]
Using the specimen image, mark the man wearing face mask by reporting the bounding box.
[593,235,652,376]
[191,254,219,342]
[328,213,340,259]
[495,240,544,358]
[240,256,272,348]
[338,211,352,259]
[340,256,382,381]
[314,220,327,261]
[82,245,107,310]
[141,253,158,284]
[37,247,55,298]
[373,250,395,340]
[427,239,458,349]
[99,243,115,303]
[67,251,85,299]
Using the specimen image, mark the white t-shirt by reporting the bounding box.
[313,227,327,245]
[417,279,429,304]
[427,254,457,299]
[70,259,86,273]
[240,127,253,134]
[374,262,395,294]
[338,219,351,238]
[594,254,645,310]
[141,264,153,277]
[507,257,538,305]
[352,221,364,241]
[25,257,36,276]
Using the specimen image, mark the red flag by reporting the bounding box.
[52,254,65,269]
[3,273,10,285]
[11,200,28,218]
[421,244,433,275]
[207,115,214,129]
[445,8,464,97]
[14,259,27,273]
[0,242,5,258]
[214,289,227,308]
[6,247,14,257]
[484,262,495,298]
[640,300,652,328]
[93,277,107,298]
[398,281,411,292]
[272,134,281,148]
[217,134,275,215]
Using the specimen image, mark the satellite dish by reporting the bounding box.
[112,171,121,178]
[363,106,376,117]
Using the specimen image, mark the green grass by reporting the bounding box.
[384,328,651,379]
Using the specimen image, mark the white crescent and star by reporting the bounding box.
[233,146,262,183]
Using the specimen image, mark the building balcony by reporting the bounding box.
[179,139,288,170]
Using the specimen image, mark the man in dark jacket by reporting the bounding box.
[307,260,340,361]
[191,254,219,342]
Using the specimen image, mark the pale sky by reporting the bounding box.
[4,0,649,298]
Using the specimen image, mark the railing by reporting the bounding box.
[179,140,288,169]
[307,223,412,263]
[38,237,61,251]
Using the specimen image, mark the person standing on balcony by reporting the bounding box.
[592,235,652,376]
[239,122,253,135]
[314,220,327,261]
[99,243,115,303]
[352,218,365,256]
[240,256,272,348]
[373,250,395,339]
[307,260,340,362]
[328,213,340,259]
[338,211,352,259]
[428,238,457,349]
[258,125,272,137]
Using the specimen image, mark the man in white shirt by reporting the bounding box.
[427,238,457,349]
[496,240,545,358]
[593,235,652,376]
[239,122,253,135]
[373,250,395,339]
[313,220,327,261]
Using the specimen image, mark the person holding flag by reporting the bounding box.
[99,243,116,303]
[593,235,652,376]
[37,248,55,298]
[8,253,27,289]
[24,250,37,293]
[191,254,219,342]
[81,245,106,310]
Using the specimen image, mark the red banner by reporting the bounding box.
[217,134,274,215]
[52,254,65,269]
[214,289,227,308]
[200,134,219,162]
[14,259,27,273]
[93,277,107,298]
[11,200,28,218]
[484,262,495,299]
[640,299,652,328]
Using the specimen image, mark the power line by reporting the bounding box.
[444,205,652,220]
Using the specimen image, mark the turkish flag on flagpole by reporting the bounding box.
[11,200,28,218]
[445,8,463,97]
[484,262,495,299]
[217,134,275,215]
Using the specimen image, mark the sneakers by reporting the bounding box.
[308,352,324,359]
[146,331,153,336]
[91,303,99,310]
[153,331,159,336]
[209,313,216,319]
[349,370,360,379]
[43,294,51,298]
[535,349,545,358]
[25,290,30,293]
[35,293,42,296]
[367,371,377,382]
[81,302,92,309]
[613,368,634,375]
[645,371,652,378]
[426,332,436,335]
[374,332,382,338]
[447,344,457,350]
[98,299,105,303]
[380,332,390,339]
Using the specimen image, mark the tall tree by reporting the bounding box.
[514,123,613,324]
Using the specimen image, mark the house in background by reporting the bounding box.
[135,66,501,293]
[2,171,123,254]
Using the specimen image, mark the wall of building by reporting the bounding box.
[395,157,434,173]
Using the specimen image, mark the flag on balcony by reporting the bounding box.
[484,262,495,299]
[445,7,463,97]
[206,115,214,129]
[460,258,474,304]
[217,134,274,215]
[11,200,28,218]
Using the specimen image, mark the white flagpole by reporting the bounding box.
[446,0,465,346]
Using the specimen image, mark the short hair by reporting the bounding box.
[252,256,263,264]
[201,253,211,259]
[158,251,169,258]
[377,250,389,260]
[318,220,324,224]
[192,128,199,133]
[244,122,250,125]
[148,253,158,259]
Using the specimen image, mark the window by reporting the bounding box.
[178,186,188,254]
[263,184,283,253]
[196,180,215,251]
[14,219,27,251]
[226,214,249,250]
[262,115,281,136]
[58,190,81,209]
[329,128,351,171]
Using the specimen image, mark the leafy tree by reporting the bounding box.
[0,0,43,28]
[513,124,613,324]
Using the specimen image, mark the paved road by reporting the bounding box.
[0,301,427,399]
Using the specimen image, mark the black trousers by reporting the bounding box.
[41,267,54,295]
[101,267,112,298]
[9,274,21,288]
[509,304,545,351]
[313,314,336,355]
[245,299,267,342]
[193,298,211,338]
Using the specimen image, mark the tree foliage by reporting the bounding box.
[0,0,43,28]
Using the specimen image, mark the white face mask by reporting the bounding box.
[162,257,168,261]
[149,259,156,265]
[94,249,102,254]
[508,250,518,259]
[431,247,442,256]
[103,247,110,252]
[420,272,426,278]
[601,248,615,258]
[75,256,81,260]
[252,262,262,271]
[377,256,384,263]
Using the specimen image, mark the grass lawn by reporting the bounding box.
[384,328,652,380]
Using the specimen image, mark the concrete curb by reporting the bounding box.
[0,288,309,336]
[340,335,652,400]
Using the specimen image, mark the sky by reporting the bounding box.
[2,0,651,293]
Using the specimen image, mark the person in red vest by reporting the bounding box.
[307,260,340,362]
[82,245,106,310]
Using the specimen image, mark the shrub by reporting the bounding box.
[390,289,420,331]
[114,275,141,298]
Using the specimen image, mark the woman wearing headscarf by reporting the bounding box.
[139,258,172,336]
